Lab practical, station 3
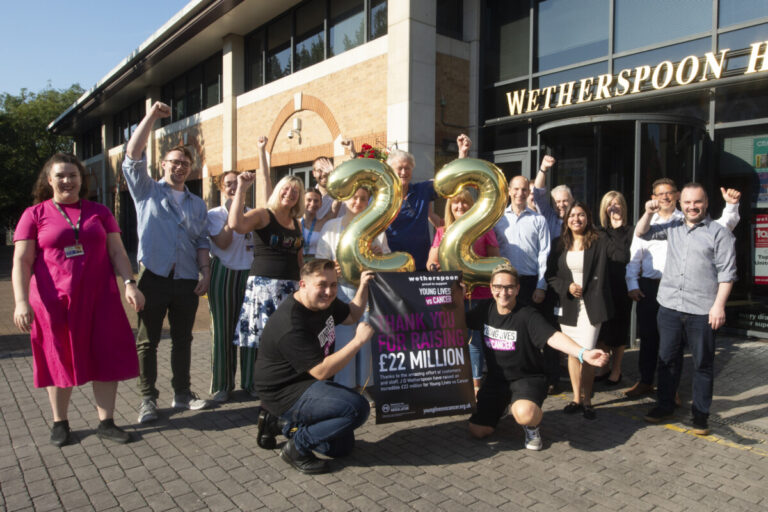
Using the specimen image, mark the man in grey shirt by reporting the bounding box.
[635,183,737,435]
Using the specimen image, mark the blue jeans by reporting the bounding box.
[466,299,484,380]
[280,380,370,457]
[656,306,715,416]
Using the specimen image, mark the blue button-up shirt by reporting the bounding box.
[122,155,209,280]
[641,216,737,315]
[493,206,551,289]
[533,186,563,240]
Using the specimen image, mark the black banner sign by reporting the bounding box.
[368,271,475,424]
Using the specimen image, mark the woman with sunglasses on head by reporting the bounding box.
[545,202,613,419]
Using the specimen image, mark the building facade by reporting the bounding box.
[51,0,768,334]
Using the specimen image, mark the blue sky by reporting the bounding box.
[0,1,190,95]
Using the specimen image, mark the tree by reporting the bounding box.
[0,84,84,234]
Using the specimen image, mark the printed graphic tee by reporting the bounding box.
[253,295,350,415]
[466,300,556,381]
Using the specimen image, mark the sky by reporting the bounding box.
[0,1,191,96]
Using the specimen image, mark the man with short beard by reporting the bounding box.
[635,183,737,435]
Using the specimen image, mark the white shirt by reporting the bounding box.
[625,203,740,290]
[207,205,254,270]
[316,218,391,262]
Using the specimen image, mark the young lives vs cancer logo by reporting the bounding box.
[410,274,454,305]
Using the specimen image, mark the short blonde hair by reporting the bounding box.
[444,189,475,228]
[490,263,519,285]
[599,190,627,228]
[267,175,305,219]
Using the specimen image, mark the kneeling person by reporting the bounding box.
[468,264,608,450]
[253,259,374,474]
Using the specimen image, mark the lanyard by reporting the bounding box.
[301,217,317,255]
[53,200,82,244]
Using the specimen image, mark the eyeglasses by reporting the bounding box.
[164,159,191,169]
[654,191,676,197]
[491,284,517,293]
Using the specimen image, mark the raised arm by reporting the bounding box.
[457,134,471,159]
[255,135,272,205]
[534,155,555,190]
[126,102,170,160]
[715,187,741,231]
[228,171,269,234]
[634,199,659,237]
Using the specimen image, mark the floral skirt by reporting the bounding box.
[233,275,297,348]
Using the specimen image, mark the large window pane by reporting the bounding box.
[295,0,325,71]
[245,31,264,91]
[536,61,607,89]
[719,0,768,28]
[370,0,387,40]
[613,38,710,72]
[614,0,711,53]
[187,66,202,116]
[330,0,364,56]
[536,0,609,71]
[719,23,768,72]
[437,0,463,40]
[267,15,292,82]
[484,0,529,83]
[204,55,221,109]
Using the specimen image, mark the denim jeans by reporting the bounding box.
[656,306,715,416]
[280,380,370,457]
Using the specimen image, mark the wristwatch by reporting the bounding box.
[124,279,137,285]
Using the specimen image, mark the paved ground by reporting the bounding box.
[1,247,768,511]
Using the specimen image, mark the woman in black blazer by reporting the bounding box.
[546,202,613,419]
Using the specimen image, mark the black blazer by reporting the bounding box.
[545,232,614,327]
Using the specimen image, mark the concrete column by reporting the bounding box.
[145,87,161,178]
[223,34,244,174]
[387,1,437,181]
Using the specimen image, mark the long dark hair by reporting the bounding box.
[32,153,89,204]
[561,202,599,250]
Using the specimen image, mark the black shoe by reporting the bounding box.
[605,373,622,386]
[97,420,132,444]
[582,405,596,420]
[50,420,71,447]
[644,407,674,424]
[280,439,329,474]
[563,402,583,414]
[256,407,282,449]
[691,413,710,436]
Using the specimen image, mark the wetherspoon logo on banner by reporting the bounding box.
[504,41,768,117]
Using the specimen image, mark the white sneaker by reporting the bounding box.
[523,425,542,451]
[211,390,230,403]
[138,398,158,424]
[173,391,212,410]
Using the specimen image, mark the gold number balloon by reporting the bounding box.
[434,158,509,292]
[326,158,415,285]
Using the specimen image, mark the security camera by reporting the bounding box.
[287,131,294,139]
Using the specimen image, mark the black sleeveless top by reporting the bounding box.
[250,210,303,280]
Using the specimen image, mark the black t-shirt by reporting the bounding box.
[251,210,303,280]
[466,300,557,382]
[253,294,351,415]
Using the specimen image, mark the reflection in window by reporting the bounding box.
[370,0,387,39]
[719,23,768,72]
[613,38,710,72]
[484,1,529,83]
[537,62,607,89]
[267,15,292,82]
[716,86,768,123]
[204,56,221,109]
[245,31,264,91]
[112,100,145,145]
[295,0,325,71]
[719,0,768,28]
[160,52,222,125]
[536,0,609,71]
[330,0,364,57]
[614,0,711,53]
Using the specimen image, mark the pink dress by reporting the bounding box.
[14,200,139,388]
[431,227,499,299]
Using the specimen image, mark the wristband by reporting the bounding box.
[540,168,548,173]
[577,347,586,364]
[124,279,136,285]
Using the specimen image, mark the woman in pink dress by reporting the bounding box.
[12,153,144,447]
[427,189,500,395]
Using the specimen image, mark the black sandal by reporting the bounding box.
[563,402,583,414]
[582,405,596,420]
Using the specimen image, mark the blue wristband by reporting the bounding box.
[578,348,586,364]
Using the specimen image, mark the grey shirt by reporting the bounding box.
[641,216,737,315]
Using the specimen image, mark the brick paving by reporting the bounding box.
[1,250,768,511]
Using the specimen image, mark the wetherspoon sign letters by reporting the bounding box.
[504,41,768,117]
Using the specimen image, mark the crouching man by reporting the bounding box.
[468,263,609,450]
[253,259,374,474]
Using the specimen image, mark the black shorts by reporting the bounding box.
[469,375,547,428]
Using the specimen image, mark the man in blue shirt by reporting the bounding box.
[123,101,213,423]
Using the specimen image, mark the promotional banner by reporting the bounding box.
[754,214,768,285]
[368,271,475,424]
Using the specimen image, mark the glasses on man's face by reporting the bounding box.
[491,284,517,293]
[164,159,191,169]
[654,190,676,197]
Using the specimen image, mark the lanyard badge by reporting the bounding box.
[53,200,85,258]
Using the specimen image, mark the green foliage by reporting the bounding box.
[0,84,83,230]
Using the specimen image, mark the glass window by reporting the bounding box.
[204,54,221,108]
[267,15,292,82]
[719,0,768,28]
[536,61,607,89]
[437,0,463,40]
[330,0,364,56]
[614,0,711,53]
[536,0,609,71]
[719,23,768,72]
[370,0,387,40]
[295,0,326,71]
[173,76,186,121]
[484,0,529,84]
[716,85,768,123]
[613,38,710,71]
[187,66,202,116]
[245,31,265,91]
[484,81,527,119]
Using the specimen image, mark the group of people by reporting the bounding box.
[11,101,739,474]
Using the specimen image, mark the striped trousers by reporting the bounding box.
[208,257,255,393]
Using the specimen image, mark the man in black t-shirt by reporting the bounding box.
[253,259,374,474]
[467,263,608,450]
